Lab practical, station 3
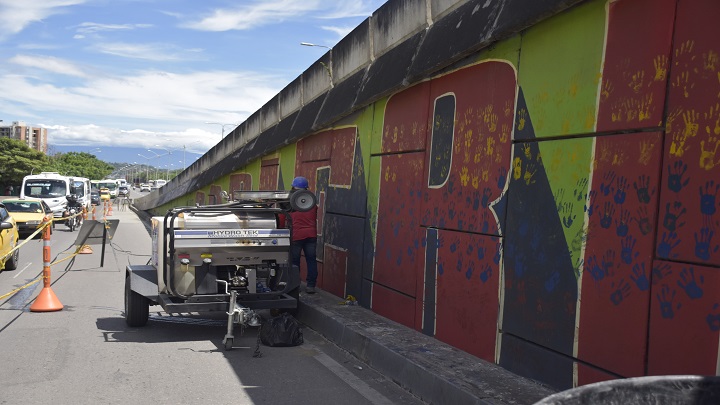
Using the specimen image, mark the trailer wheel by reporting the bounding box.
[125,275,149,327]
[5,243,19,270]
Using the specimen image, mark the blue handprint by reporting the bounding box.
[479,264,492,283]
[600,171,616,196]
[657,231,680,259]
[545,271,560,292]
[497,166,507,190]
[657,284,677,319]
[476,243,486,261]
[587,255,605,281]
[600,202,615,229]
[699,181,719,216]
[663,201,686,232]
[651,263,672,285]
[481,187,493,208]
[465,262,475,280]
[667,161,690,193]
[677,266,704,299]
[448,200,456,220]
[620,235,638,265]
[633,174,655,204]
[438,262,445,275]
[585,190,598,217]
[493,245,501,265]
[630,262,650,291]
[615,208,631,237]
[635,206,652,236]
[573,178,588,202]
[614,175,628,204]
[694,227,718,261]
[610,279,631,305]
[707,304,720,332]
[561,202,577,228]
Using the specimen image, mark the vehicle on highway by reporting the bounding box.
[0,203,20,271]
[90,190,100,205]
[99,188,111,201]
[62,194,84,232]
[91,180,118,198]
[21,172,91,219]
[140,184,151,192]
[124,189,317,350]
[118,185,129,196]
[2,197,53,237]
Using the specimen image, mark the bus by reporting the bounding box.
[91,179,118,198]
[21,172,91,218]
[149,179,166,189]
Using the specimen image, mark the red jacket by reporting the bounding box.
[278,205,318,241]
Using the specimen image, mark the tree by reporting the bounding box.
[0,137,52,186]
[48,152,115,180]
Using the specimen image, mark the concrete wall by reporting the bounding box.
[135,0,720,392]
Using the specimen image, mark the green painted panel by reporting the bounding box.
[279,143,297,189]
[518,0,606,137]
[478,34,522,70]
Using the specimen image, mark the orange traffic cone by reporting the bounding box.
[107,200,113,216]
[30,222,63,312]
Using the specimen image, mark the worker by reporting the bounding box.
[279,176,318,294]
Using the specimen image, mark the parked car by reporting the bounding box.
[118,185,129,196]
[99,187,111,201]
[90,190,100,205]
[140,184,151,192]
[0,202,20,270]
[2,197,53,237]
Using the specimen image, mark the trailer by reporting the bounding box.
[124,189,317,350]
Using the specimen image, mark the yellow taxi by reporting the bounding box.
[100,187,111,201]
[2,197,54,237]
[0,202,20,271]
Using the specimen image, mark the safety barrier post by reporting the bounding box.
[107,199,113,216]
[30,220,63,312]
[92,205,96,221]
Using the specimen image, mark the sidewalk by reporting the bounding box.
[130,205,554,405]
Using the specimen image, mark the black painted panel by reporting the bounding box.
[316,68,367,127]
[500,333,574,391]
[323,213,366,302]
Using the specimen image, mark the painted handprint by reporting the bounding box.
[573,178,588,202]
[620,234,639,265]
[600,171,616,196]
[699,181,719,216]
[707,304,720,332]
[497,166,507,190]
[657,231,680,259]
[657,284,678,319]
[667,161,690,193]
[662,201,686,232]
[610,279,631,305]
[630,262,650,291]
[613,175,628,204]
[677,266,704,299]
[561,202,577,228]
[479,264,492,283]
[635,206,651,235]
[694,227,718,261]
[651,263,672,285]
[600,202,615,229]
[633,174,655,204]
[615,208,631,237]
[584,190,598,217]
[481,187,493,208]
[465,261,475,280]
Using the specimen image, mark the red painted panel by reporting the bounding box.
[229,173,252,194]
[259,165,278,190]
[435,230,500,362]
[298,131,332,162]
[422,61,515,235]
[209,185,222,204]
[576,363,619,386]
[658,0,720,266]
[195,192,205,205]
[330,127,356,187]
[596,0,676,131]
[383,81,430,153]
[371,282,416,329]
[647,261,720,375]
[296,161,329,191]
[578,132,663,377]
[374,153,425,296]
[322,244,348,298]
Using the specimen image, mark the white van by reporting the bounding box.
[21,172,91,218]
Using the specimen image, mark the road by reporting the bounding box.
[0,191,425,405]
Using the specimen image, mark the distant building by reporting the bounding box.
[0,121,48,154]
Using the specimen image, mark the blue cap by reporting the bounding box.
[291,176,309,189]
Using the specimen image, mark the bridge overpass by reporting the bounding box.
[135,0,720,392]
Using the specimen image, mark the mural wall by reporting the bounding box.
[160,0,720,390]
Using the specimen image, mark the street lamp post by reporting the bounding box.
[300,42,333,82]
[205,122,237,140]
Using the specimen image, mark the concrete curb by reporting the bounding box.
[297,289,555,405]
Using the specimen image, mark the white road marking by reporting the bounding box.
[13,263,32,278]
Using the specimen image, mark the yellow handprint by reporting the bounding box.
[486,136,495,157]
[523,143,532,160]
[638,139,655,166]
[674,71,694,98]
[670,131,689,157]
[638,93,654,122]
[674,40,695,60]
[700,137,720,170]
[513,157,522,180]
[629,70,645,93]
[459,166,470,186]
[704,102,720,136]
[504,100,513,117]
[601,80,614,102]
[704,50,719,72]
[653,55,668,81]
[683,109,700,138]
[471,173,480,189]
[523,162,537,186]
[517,108,527,131]
[500,123,510,143]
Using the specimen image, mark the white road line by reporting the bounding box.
[13,263,32,278]
[313,351,394,405]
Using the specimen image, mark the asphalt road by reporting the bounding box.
[0,193,425,405]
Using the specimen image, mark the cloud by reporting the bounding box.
[73,22,153,39]
[90,42,203,61]
[10,54,87,77]
[321,25,356,39]
[182,0,377,32]
[0,0,87,40]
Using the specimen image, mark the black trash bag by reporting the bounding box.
[260,313,303,347]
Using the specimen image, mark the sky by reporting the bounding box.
[0,0,387,171]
